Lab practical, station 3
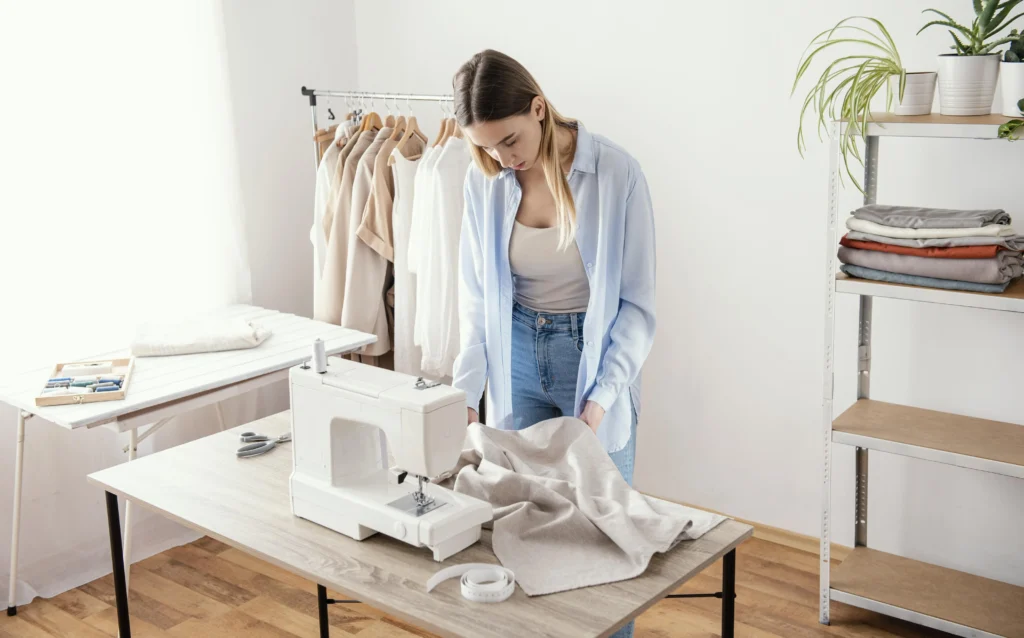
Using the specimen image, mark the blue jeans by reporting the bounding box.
[510,301,637,638]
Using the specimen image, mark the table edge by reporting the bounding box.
[89,472,753,638]
[3,335,375,430]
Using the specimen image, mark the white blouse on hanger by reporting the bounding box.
[417,137,472,378]
[311,125,350,314]
[391,146,430,379]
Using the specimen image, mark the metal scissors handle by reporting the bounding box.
[237,432,292,458]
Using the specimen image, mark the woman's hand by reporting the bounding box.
[467,408,479,425]
[580,401,605,434]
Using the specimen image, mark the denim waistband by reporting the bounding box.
[512,300,586,335]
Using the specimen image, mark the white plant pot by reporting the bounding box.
[1001,62,1024,117]
[889,72,936,115]
[937,54,1001,115]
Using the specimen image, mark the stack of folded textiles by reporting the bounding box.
[839,204,1024,293]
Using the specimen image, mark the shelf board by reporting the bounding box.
[840,113,1018,139]
[831,547,1024,638]
[836,273,1024,314]
[833,400,1024,479]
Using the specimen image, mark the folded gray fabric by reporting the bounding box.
[838,246,1023,284]
[845,230,1024,251]
[840,264,1011,293]
[438,418,725,596]
[852,204,1010,229]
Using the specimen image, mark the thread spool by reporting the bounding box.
[312,338,327,374]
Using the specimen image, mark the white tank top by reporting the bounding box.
[509,221,590,313]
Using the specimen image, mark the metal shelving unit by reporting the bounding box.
[819,113,1024,638]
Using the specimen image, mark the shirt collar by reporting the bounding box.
[497,121,595,180]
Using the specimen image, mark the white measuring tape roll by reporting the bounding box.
[426,564,516,603]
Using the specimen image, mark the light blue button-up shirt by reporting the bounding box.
[452,122,656,453]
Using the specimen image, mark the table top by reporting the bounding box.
[0,305,374,429]
[88,411,753,638]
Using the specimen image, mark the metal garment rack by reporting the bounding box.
[300,86,452,173]
[819,114,1024,638]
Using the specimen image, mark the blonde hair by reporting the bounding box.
[454,50,578,249]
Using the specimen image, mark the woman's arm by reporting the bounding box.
[585,168,657,421]
[452,177,489,423]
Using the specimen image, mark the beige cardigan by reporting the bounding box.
[314,130,378,325]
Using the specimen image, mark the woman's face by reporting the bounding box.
[464,96,545,171]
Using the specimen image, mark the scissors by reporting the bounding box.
[237,431,292,458]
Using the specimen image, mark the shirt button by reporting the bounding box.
[587,341,593,348]
[586,262,594,269]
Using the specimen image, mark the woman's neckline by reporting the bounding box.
[514,219,557,231]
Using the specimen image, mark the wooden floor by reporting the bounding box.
[0,536,951,638]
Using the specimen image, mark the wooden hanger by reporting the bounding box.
[387,96,405,141]
[389,115,407,141]
[390,115,427,165]
[360,110,383,134]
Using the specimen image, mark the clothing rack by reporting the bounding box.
[300,86,454,173]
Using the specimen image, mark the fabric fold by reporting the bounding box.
[838,246,1022,284]
[438,418,725,596]
[852,204,1010,229]
[840,235,1009,259]
[131,318,271,357]
[840,264,1011,293]
[845,230,1024,252]
[846,217,1016,239]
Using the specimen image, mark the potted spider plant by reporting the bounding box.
[918,0,1024,115]
[1002,30,1024,115]
[793,16,919,193]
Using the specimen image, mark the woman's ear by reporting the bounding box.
[532,96,546,122]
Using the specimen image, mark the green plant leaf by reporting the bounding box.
[992,11,1024,36]
[979,34,1018,54]
[922,8,963,27]
[979,0,999,33]
[1018,97,1024,111]
[918,18,975,40]
[951,30,970,53]
[974,0,984,15]
[998,119,1023,140]
[986,0,1024,35]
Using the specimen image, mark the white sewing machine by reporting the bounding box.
[288,357,491,561]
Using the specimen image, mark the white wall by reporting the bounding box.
[221,0,358,318]
[351,0,1024,584]
[0,0,360,607]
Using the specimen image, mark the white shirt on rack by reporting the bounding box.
[311,125,350,314]
[391,146,429,379]
[416,138,472,378]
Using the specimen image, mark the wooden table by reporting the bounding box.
[1,305,374,616]
[88,410,753,637]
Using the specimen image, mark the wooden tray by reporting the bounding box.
[35,357,135,407]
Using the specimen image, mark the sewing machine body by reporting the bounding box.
[289,359,491,561]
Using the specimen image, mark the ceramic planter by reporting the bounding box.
[937,54,1001,115]
[1001,61,1024,117]
[889,72,937,115]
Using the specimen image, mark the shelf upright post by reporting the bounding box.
[819,123,842,626]
[855,135,879,550]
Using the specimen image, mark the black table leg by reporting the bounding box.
[721,549,736,638]
[318,584,330,638]
[105,492,131,638]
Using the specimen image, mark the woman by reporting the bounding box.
[452,49,656,487]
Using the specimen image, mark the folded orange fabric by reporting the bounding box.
[839,235,1005,259]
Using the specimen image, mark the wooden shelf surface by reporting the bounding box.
[836,273,1024,314]
[833,400,1024,477]
[840,113,1018,139]
[832,547,1024,637]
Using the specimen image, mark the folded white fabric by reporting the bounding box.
[846,217,1016,239]
[131,318,271,357]
[439,417,726,596]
